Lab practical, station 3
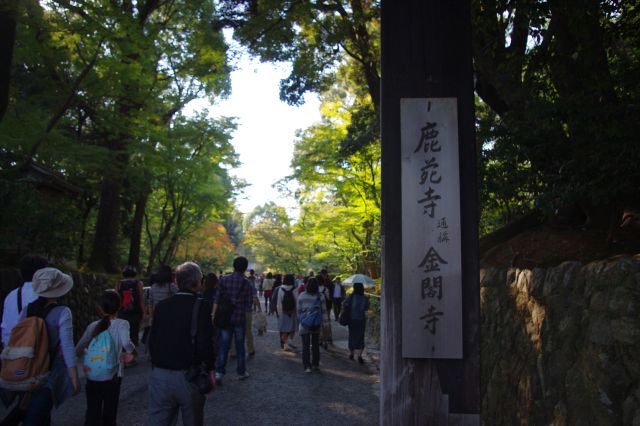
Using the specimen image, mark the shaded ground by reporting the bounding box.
[44,309,379,425]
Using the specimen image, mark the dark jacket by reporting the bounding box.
[149,292,215,371]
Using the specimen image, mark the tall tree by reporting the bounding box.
[29,0,232,272]
[472,0,640,235]
[217,0,380,110]
[243,202,308,272]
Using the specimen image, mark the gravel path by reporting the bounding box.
[49,310,380,425]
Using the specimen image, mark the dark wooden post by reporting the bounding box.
[380,1,480,424]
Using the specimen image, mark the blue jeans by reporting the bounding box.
[216,324,246,375]
[23,388,53,426]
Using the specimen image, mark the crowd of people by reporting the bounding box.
[0,254,371,426]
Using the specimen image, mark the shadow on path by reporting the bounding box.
[49,311,380,425]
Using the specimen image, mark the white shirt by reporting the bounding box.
[262,278,275,291]
[333,283,343,298]
[1,282,38,345]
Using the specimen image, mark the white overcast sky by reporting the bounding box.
[186,35,321,216]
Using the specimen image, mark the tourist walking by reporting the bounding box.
[2,267,80,425]
[1,254,47,347]
[201,272,219,308]
[142,266,177,351]
[148,262,215,426]
[297,277,325,373]
[230,268,261,358]
[75,290,136,426]
[201,273,220,358]
[262,272,275,314]
[277,274,298,351]
[269,274,283,317]
[331,276,346,321]
[343,282,370,364]
[256,273,264,299]
[148,265,178,312]
[115,266,145,347]
[213,257,253,383]
[318,275,333,348]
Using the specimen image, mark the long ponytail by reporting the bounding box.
[91,290,121,339]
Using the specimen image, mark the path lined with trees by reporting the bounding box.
[2,1,638,278]
[50,314,379,425]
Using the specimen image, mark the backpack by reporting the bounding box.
[300,295,322,331]
[281,288,296,313]
[339,296,352,326]
[118,279,141,314]
[213,293,234,329]
[83,327,118,381]
[0,304,59,391]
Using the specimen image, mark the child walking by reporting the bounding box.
[76,290,136,426]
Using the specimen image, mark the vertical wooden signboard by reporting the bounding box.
[401,98,462,359]
[381,0,480,424]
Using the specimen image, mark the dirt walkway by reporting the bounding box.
[49,310,380,425]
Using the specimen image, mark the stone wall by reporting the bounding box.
[481,255,640,425]
[0,269,115,339]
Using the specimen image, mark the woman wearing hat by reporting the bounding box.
[18,267,80,424]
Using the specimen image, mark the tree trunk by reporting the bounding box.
[78,195,96,263]
[88,176,122,273]
[0,9,16,122]
[145,210,176,274]
[127,189,149,271]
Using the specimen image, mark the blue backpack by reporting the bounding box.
[83,329,118,381]
[300,295,322,330]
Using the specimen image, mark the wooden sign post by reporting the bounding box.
[380,1,480,424]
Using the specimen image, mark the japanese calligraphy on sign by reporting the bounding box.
[400,98,462,359]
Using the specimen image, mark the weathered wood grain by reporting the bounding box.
[380,1,480,424]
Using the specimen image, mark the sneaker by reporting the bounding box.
[237,372,250,380]
[304,368,312,373]
[348,354,354,360]
[248,351,255,357]
[358,356,365,365]
[287,343,298,350]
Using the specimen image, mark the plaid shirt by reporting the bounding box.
[215,272,252,325]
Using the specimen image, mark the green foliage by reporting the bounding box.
[217,0,380,109]
[0,0,240,271]
[472,0,640,229]
[0,177,81,260]
[140,113,238,270]
[243,202,308,272]
[476,99,541,235]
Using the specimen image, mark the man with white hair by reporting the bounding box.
[148,262,215,426]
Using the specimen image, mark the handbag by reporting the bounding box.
[213,293,234,329]
[339,297,351,326]
[185,298,213,395]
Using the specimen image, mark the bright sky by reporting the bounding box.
[186,40,321,216]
